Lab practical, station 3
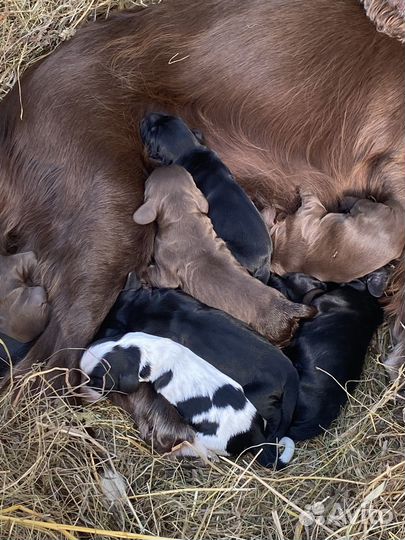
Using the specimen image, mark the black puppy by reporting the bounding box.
[268,270,385,441]
[95,273,299,465]
[140,113,272,283]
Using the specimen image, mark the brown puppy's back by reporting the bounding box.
[270,194,405,283]
[81,381,196,453]
[134,166,315,347]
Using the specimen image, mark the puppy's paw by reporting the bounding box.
[167,439,216,465]
[264,296,316,347]
[80,341,141,394]
[272,318,300,348]
[282,302,316,346]
[290,302,317,320]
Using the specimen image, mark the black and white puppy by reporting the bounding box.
[81,332,294,466]
[268,270,386,441]
[140,113,272,283]
[95,273,299,465]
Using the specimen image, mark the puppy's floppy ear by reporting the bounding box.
[366,267,391,298]
[133,199,158,225]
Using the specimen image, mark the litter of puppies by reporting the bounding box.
[1,113,400,471]
[78,114,402,466]
[1,2,404,540]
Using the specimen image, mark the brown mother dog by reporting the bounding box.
[0,0,404,386]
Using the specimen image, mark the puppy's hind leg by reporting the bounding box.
[108,384,198,454]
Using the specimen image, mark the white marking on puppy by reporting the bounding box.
[80,340,117,375]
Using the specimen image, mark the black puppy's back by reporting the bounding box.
[270,274,384,441]
[140,113,272,282]
[177,149,271,282]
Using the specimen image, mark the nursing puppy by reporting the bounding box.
[0,252,49,343]
[133,166,314,347]
[267,191,405,283]
[268,270,385,441]
[81,332,294,467]
[140,113,272,283]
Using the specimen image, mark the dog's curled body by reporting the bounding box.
[268,193,405,283]
[140,113,272,283]
[133,165,314,347]
[269,272,384,441]
[96,274,299,446]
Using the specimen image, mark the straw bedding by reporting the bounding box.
[0,2,404,539]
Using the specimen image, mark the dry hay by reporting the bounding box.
[0,334,404,540]
[0,2,404,539]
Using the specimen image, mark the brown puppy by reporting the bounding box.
[82,382,196,454]
[267,193,405,283]
[133,166,314,347]
[0,252,49,342]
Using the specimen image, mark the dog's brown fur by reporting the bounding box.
[133,166,314,346]
[82,382,196,453]
[266,193,405,283]
[0,0,404,386]
[0,252,49,342]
